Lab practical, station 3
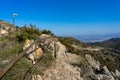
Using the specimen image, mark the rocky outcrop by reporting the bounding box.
[1,32,120,80]
[85,54,100,70]
[111,69,120,79]
[39,34,67,59]
[84,54,119,80]
[42,60,83,80]
[32,74,42,80]
[37,49,118,80]
[37,35,120,80]
[0,29,8,35]
[55,41,67,59]
[115,69,120,77]
[101,66,115,80]
[40,34,51,39]
[0,21,16,37]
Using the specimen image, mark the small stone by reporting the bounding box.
[1,60,10,65]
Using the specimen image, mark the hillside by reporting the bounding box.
[90,38,120,51]
[0,21,17,36]
[0,21,120,80]
[74,34,120,42]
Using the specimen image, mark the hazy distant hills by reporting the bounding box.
[74,33,120,42]
[90,38,120,51]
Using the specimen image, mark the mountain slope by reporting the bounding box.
[0,21,120,80]
[90,38,120,51]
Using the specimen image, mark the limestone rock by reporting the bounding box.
[39,34,67,59]
[42,60,83,80]
[115,69,120,77]
[55,41,67,59]
[102,66,115,80]
[32,74,42,80]
[85,54,100,70]
[0,21,16,37]
[0,29,8,35]
[40,34,51,39]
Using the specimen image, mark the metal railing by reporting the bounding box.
[0,36,54,79]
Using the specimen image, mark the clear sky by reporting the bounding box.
[0,0,120,36]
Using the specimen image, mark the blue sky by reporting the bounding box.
[0,0,120,36]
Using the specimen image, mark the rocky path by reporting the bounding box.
[42,53,83,80]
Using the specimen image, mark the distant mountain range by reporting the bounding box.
[73,33,120,42]
[90,38,120,51]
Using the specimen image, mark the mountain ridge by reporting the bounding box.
[90,38,120,51]
[0,21,120,80]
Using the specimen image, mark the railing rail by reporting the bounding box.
[0,37,52,79]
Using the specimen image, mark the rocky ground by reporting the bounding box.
[42,53,83,80]
[0,21,120,80]
[31,52,120,80]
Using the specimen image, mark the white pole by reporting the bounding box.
[12,13,18,26]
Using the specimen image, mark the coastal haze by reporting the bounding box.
[73,33,120,42]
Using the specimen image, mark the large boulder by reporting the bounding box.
[55,41,67,59]
[39,34,67,59]
[39,34,51,39]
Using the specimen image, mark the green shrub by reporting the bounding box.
[16,24,42,42]
[16,32,29,42]
[41,29,53,35]
[16,24,55,42]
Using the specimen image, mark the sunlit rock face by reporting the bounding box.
[39,34,67,59]
[85,54,100,70]
[0,21,16,37]
[0,29,8,35]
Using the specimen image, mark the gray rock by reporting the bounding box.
[81,65,94,77]
[115,69,120,77]
[85,54,100,70]
[32,74,42,80]
[40,34,51,39]
[111,71,116,77]
[39,34,67,59]
[1,60,10,65]
[55,41,67,59]
[42,58,83,80]
[102,66,115,80]
[0,21,16,37]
